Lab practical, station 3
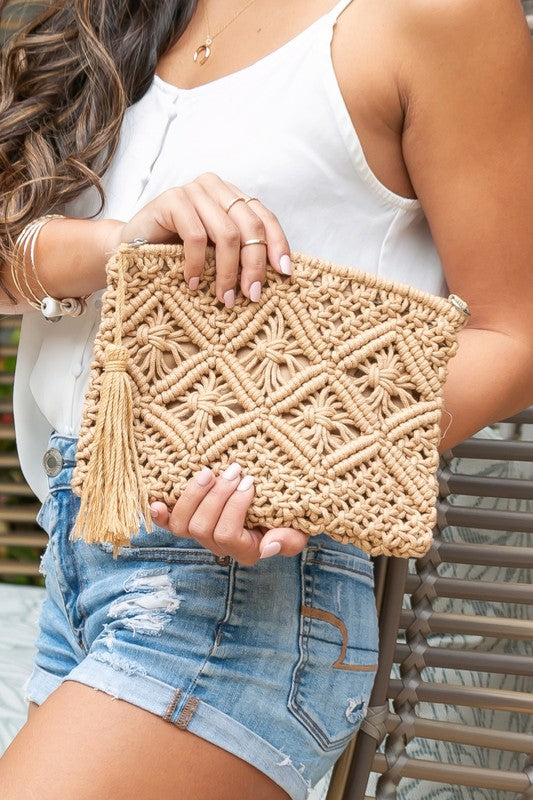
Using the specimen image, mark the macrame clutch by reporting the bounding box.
[71,242,469,558]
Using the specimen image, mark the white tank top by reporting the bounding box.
[14,0,448,501]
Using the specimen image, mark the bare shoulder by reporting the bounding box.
[394,0,529,37]
[388,0,533,140]
[392,0,532,75]
[390,0,533,336]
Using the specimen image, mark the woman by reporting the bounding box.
[0,1,532,798]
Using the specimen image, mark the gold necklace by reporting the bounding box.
[193,0,258,65]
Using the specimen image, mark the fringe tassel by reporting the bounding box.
[71,343,152,557]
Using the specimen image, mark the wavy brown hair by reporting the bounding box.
[0,0,197,267]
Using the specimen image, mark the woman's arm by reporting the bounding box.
[0,218,121,314]
[0,174,292,314]
[397,0,533,451]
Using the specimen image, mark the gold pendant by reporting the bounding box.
[193,37,212,65]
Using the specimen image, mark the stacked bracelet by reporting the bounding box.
[11,214,91,321]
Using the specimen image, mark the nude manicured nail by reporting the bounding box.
[249,281,262,302]
[279,255,292,275]
[223,289,235,308]
[222,462,241,481]
[260,542,281,559]
[188,276,200,290]
[149,504,160,520]
[195,466,212,486]
[236,475,254,492]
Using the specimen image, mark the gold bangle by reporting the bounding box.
[28,215,65,298]
[11,230,39,309]
[12,215,65,309]
[12,214,91,319]
[15,216,64,306]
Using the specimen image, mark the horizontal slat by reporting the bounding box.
[0,344,18,358]
[0,481,35,497]
[438,468,533,500]
[0,316,21,329]
[385,714,533,753]
[0,534,47,547]
[502,407,533,425]
[0,561,40,576]
[448,438,533,461]
[437,503,533,533]
[388,679,533,713]
[405,574,533,605]
[0,454,24,469]
[394,643,533,677]
[372,754,529,792]
[435,542,533,569]
[399,610,533,640]
[0,506,40,523]
[0,423,16,440]
[0,373,14,386]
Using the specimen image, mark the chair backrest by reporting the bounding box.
[328,414,533,800]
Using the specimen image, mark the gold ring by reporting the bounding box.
[241,238,267,248]
[244,197,260,204]
[225,196,247,214]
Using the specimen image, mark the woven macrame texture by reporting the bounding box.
[72,244,467,558]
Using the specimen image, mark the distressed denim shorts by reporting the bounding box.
[25,433,379,800]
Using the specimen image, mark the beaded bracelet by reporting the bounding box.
[12,214,91,321]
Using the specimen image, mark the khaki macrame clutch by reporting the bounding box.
[71,242,469,558]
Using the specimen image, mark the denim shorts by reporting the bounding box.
[25,433,379,800]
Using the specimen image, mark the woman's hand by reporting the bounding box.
[111,172,292,308]
[149,464,309,566]
[112,175,301,562]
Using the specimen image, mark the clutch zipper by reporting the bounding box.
[448,294,471,316]
[126,238,472,320]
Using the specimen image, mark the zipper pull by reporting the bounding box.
[448,294,471,316]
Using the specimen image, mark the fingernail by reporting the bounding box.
[236,474,254,492]
[279,254,292,275]
[249,281,262,302]
[260,541,281,559]
[222,462,241,481]
[149,504,159,520]
[188,276,200,290]
[223,289,235,308]
[195,466,212,486]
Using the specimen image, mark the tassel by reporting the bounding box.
[71,344,152,556]
[71,246,152,557]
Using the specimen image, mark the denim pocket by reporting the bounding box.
[288,545,378,751]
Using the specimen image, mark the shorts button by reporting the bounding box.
[43,447,63,477]
[215,555,232,566]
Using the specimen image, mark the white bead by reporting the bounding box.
[60,297,84,316]
[40,296,62,319]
